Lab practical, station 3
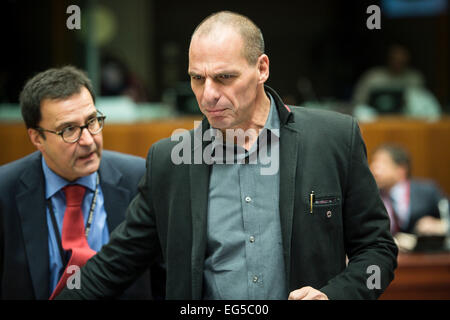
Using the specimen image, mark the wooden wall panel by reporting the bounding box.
[1,116,449,195]
[360,116,450,196]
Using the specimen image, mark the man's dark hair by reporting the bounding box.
[19,66,96,130]
[375,144,412,177]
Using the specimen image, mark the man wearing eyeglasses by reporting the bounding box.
[0,66,160,300]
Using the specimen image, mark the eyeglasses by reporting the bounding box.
[36,111,106,143]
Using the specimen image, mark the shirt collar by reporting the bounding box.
[390,180,409,200]
[41,156,98,199]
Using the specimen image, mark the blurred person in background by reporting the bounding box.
[100,54,149,103]
[352,44,441,119]
[370,144,448,239]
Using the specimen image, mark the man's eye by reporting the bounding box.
[63,126,77,133]
[191,75,203,80]
[219,74,233,80]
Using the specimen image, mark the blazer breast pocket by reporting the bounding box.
[311,196,342,230]
[304,195,345,270]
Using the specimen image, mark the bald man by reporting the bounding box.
[57,11,397,300]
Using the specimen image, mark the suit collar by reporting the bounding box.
[278,125,300,287]
[264,85,294,127]
[98,154,131,231]
[265,85,300,285]
[188,117,211,299]
[17,152,50,299]
[189,161,210,299]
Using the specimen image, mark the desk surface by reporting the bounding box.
[380,252,450,300]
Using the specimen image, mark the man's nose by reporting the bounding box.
[78,127,95,146]
[202,78,220,106]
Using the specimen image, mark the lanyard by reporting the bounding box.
[47,174,100,266]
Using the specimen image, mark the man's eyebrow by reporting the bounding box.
[214,71,239,77]
[86,111,98,119]
[188,70,239,78]
[54,121,76,131]
[188,71,202,77]
[214,69,239,74]
[55,111,98,130]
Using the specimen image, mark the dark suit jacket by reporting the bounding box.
[0,150,154,299]
[401,179,445,233]
[58,86,398,300]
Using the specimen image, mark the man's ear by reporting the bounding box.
[397,165,409,181]
[257,54,270,84]
[28,128,44,152]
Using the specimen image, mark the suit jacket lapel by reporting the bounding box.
[406,181,419,231]
[266,85,301,288]
[16,152,50,299]
[279,123,300,287]
[189,118,211,299]
[99,157,131,231]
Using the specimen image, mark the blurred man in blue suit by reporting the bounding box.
[370,144,448,236]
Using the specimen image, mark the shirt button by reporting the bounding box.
[245,196,252,203]
[253,276,258,283]
[326,210,332,218]
[249,236,255,243]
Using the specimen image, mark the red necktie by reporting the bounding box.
[389,196,401,234]
[49,185,96,299]
[383,194,400,235]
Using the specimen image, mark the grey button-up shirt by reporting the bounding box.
[203,93,287,299]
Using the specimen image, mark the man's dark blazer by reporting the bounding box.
[401,179,446,234]
[0,150,155,299]
[58,86,398,300]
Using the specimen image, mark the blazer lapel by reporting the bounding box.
[99,158,131,231]
[279,123,300,287]
[266,85,301,287]
[189,118,211,299]
[267,85,302,289]
[16,153,50,299]
[406,181,419,231]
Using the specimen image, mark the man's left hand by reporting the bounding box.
[288,286,329,300]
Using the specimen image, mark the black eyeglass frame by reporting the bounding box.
[36,111,106,144]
